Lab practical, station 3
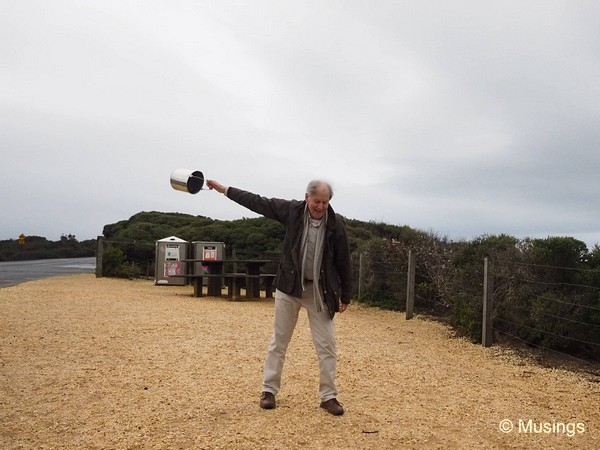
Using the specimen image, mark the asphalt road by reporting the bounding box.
[0,257,96,288]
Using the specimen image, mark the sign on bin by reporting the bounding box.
[164,261,182,277]
[203,246,216,260]
[165,244,182,277]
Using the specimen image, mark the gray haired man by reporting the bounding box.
[206,179,353,415]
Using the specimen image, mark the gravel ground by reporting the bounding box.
[1,274,598,449]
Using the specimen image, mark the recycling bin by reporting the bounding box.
[192,241,226,276]
[155,236,189,285]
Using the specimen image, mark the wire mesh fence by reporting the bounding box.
[492,259,600,364]
[96,238,156,279]
[356,247,600,364]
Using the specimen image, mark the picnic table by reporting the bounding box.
[179,259,277,300]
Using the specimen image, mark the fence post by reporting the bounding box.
[406,250,415,319]
[96,236,104,278]
[358,252,364,299]
[232,246,239,301]
[482,257,494,347]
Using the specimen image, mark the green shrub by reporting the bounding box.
[102,247,137,279]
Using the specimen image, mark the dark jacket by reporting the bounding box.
[227,187,353,319]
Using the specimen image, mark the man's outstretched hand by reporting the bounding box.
[206,180,226,194]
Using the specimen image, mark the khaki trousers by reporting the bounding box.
[262,285,338,402]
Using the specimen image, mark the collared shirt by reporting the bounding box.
[303,217,322,280]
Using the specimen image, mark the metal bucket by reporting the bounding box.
[170,169,204,194]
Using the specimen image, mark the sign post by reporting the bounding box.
[18,233,26,259]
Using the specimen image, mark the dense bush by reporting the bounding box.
[357,238,407,310]
[101,247,139,279]
[100,212,417,282]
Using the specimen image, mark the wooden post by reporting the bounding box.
[232,246,239,301]
[482,257,494,347]
[358,252,364,299]
[95,236,104,278]
[406,250,415,320]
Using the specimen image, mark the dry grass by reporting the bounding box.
[1,274,598,449]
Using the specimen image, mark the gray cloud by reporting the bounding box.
[1,0,599,248]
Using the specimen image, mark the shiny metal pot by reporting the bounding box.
[170,169,204,194]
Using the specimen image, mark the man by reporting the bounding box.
[206,179,352,416]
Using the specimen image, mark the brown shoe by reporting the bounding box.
[260,392,276,409]
[320,398,344,416]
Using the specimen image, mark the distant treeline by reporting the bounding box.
[0,234,96,261]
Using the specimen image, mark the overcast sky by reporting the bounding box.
[2,0,599,248]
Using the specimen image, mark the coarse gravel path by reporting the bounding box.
[1,274,598,449]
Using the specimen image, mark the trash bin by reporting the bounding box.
[192,241,226,276]
[155,236,189,285]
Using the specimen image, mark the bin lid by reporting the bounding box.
[156,236,188,243]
